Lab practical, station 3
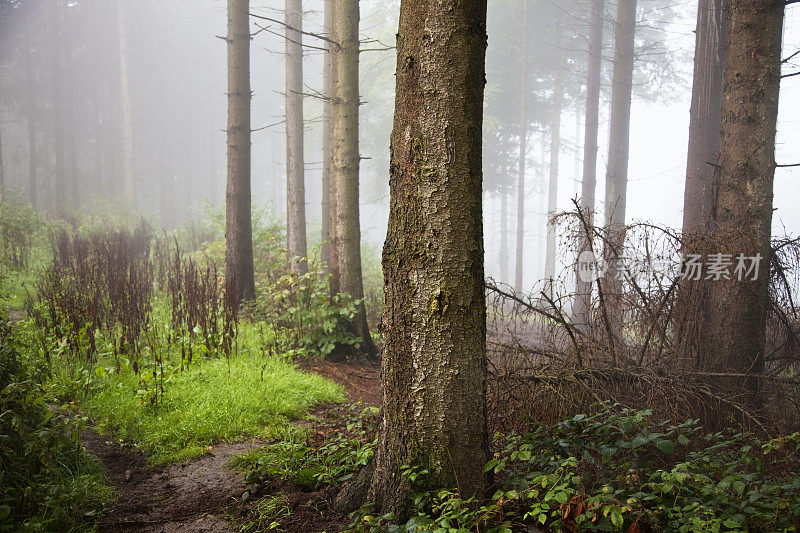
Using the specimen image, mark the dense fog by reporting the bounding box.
[0,0,798,290]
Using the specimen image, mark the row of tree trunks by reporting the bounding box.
[285,0,308,275]
[225,0,256,303]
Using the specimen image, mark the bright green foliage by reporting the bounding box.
[349,406,800,532]
[48,349,344,464]
[253,265,362,359]
[232,405,378,494]
[0,318,111,532]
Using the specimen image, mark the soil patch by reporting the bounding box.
[83,358,382,532]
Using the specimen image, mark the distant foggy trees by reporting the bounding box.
[0,0,225,222]
[225,0,256,302]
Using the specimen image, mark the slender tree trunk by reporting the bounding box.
[52,2,66,217]
[26,34,38,209]
[514,0,528,295]
[0,118,4,201]
[329,0,378,357]
[601,0,637,351]
[500,187,509,281]
[361,0,489,515]
[225,0,256,302]
[64,11,79,211]
[545,13,565,291]
[704,0,783,394]
[573,0,604,326]
[321,0,332,269]
[677,0,727,367]
[116,0,135,204]
[683,0,726,238]
[285,0,308,274]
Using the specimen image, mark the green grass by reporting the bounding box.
[75,353,344,464]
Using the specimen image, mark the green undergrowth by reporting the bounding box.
[237,403,800,533]
[1,315,111,532]
[229,404,379,533]
[51,352,344,464]
[347,407,800,532]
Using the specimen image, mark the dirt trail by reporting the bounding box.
[83,359,381,532]
[82,430,264,532]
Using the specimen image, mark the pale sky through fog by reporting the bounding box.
[481,2,800,288]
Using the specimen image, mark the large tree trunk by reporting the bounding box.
[321,0,332,269]
[329,0,378,358]
[225,0,256,302]
[601,0,637,353]
[677,0,727,367]
[363,0,489,516]
[116,0,134,204]
[285,0,308,275]
[52,3,66,217]
[573,0,605,326]
[514,0,528,295]
[544,13,565,291]
[704,0,783,393]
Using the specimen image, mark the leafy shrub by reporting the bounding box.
[253,264,362,359]
[233,404,379,497]
[349,406,800,532]
[0,317,111,531]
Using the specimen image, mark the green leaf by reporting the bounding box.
[656,439,675,455]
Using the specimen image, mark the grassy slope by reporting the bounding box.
[77,353,344,464]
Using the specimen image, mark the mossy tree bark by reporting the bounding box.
[329,0,378,359]
[285,0,308,275]
[365,0,489,516]
[704,0,783,392]
[225,0,256,302]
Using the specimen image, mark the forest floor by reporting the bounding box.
[83,358,381,533]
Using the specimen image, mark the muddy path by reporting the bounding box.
[82,429,264,532]
[84,359,381,532]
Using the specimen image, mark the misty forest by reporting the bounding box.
[1,0,800,531]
